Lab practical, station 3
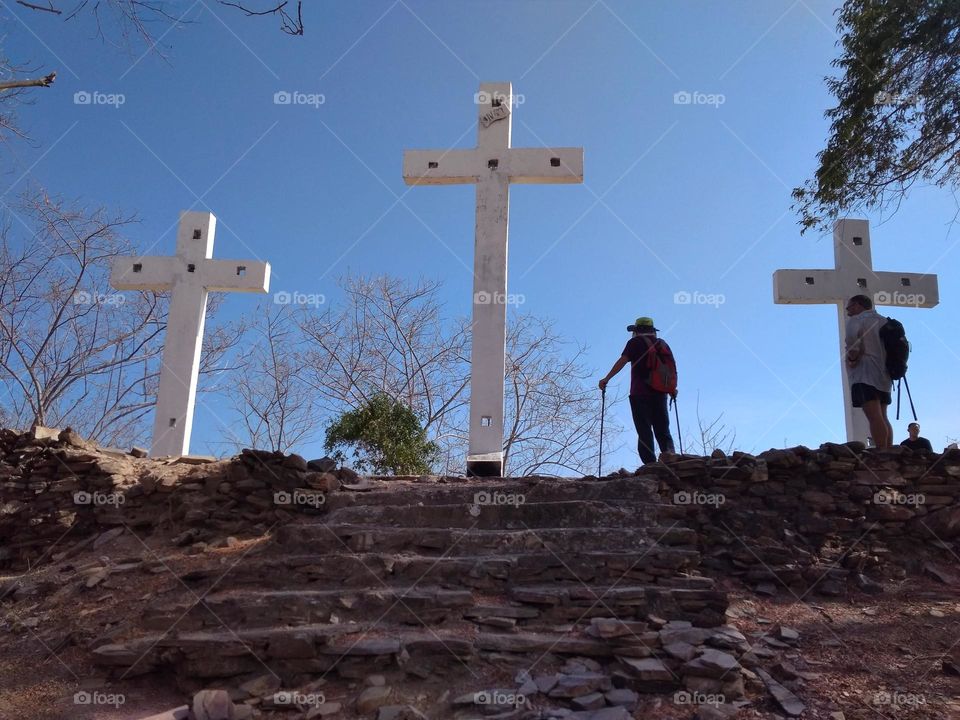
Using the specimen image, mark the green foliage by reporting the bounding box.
[324,393,439,475]
[794,0,960,233]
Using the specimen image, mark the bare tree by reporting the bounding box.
[295,274,619,476]
[297,275,471,460]
[0,188,241,447]
[222,303,317,452]
[686,393,736,456]
[500,314,619,477]
[1,0,306,138]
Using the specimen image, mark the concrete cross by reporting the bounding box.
[403,82,584,476]
[773,218,939,444]
[111,211,270,457]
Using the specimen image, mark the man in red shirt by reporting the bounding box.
[599,316,678,464]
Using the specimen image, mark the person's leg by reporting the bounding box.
[629,395,657,464]
[861,399,890,449]
[880,401,893,449]
[651,393,676,454]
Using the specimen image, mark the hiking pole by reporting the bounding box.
[671,395,684,455]
[902,376,918,421]
[598,387,606,477]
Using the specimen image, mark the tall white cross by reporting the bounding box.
[773,218,938,444]
[111,211,271,457]
[403,82,584,476]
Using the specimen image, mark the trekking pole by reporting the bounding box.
[598,387,606,477]
[902,375,918,421]
[895,380,902,421]
[671,395,684,455]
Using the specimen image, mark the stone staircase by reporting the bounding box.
[91,475,741,717]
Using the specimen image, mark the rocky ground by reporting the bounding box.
[3,430,960,719]
[2,504,959,719]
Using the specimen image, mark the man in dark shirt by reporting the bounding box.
[599,316,677,464]
[900,422,933,452]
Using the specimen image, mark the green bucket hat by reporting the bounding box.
[627,316,658,332]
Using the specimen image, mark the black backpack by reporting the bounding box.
[879,316,918,421]
[879,317,909,380]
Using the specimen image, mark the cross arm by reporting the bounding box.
[773,269,845,304]
[403,147,585,186]
[774,268,940,308]
[505,148,583,184]
[869,271,939,308]
[403,149,482,185]
[111,256,180,291]
[201,259,270,293]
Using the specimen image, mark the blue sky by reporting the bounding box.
[3,0,958,468]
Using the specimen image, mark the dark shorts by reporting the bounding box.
[851,383,891,408]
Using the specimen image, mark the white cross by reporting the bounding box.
[111,211,271,456]
[773,218,939,444]
[403,82,584,476]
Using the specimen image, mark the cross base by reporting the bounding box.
[466,452,504,478]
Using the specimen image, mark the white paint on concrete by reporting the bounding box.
[403,82,584,475]
[773,219,938,444]
[111,211,270,457]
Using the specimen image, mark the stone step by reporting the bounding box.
[177,548,704,593]
[323,499,659,530]
[275,523,698,555]
[92,624,664,682]
[141,580,725,632]
[321,476,663,511]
